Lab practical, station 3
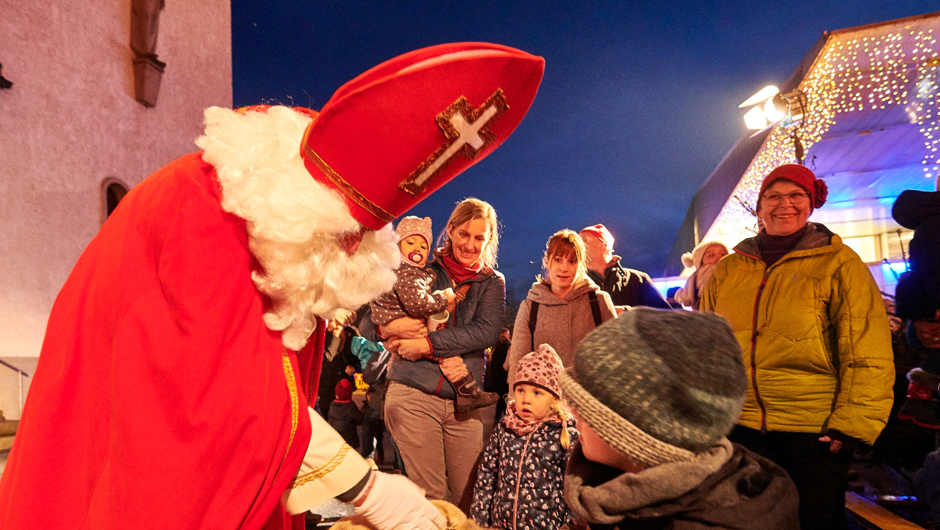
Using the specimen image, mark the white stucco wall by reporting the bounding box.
[0,0,232,417]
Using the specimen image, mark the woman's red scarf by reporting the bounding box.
[438,249,488,284]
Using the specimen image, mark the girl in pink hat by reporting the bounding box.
[470,344,578,530]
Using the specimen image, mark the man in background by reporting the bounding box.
[580,224,671,312]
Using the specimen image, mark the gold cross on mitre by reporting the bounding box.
[399,89,508,196]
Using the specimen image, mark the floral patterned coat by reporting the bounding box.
[470,418,579,530]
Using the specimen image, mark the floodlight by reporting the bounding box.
[743,106,768,130]
[739,85,780,108]
[763,95,787,122]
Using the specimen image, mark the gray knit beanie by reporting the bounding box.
[559,308,746,468]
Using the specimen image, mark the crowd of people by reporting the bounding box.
[0,40,937,530]
[324,162,940,530]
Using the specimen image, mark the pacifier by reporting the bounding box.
[407,250,424,264]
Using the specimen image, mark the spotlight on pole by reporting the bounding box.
[739,86,804,130]
[739,86,808,164]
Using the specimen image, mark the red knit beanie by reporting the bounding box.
[335,379,354,402]
[759,164,828,209]
[579,224,615,252]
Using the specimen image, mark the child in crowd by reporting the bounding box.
[327,378,362,450]
[560,309,800,529]
[360,384,387,465]
[470,344,578,530]
[371,216,499,412]
[675,241,728,310]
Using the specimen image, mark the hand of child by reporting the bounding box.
[442,288,457,313]
[397,338,430,361]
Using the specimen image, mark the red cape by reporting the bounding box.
[0,154,323,529]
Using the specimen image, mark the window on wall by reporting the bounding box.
[101,178,129,223]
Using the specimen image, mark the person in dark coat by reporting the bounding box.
[361,343,405,473]
[361,384,386,464]
[893,189,940,428]
[484,328,511,422]
[328,379,363,450]
[579,224,671,311]
[890,189,940,524]
[318,320,360,421]
[560,309,800,529]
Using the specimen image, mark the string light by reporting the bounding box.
[703,19,940,248]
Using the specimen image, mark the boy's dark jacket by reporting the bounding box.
[564,440,800,530]
[327,401,363,449]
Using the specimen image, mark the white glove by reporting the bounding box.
[352,472,446,530]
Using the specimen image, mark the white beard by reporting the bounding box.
[196,106,400,350]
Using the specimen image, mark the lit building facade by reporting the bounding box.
[665,12,940,297]
[0,0,232,418]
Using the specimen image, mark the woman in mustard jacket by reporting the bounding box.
[702,164,893,530]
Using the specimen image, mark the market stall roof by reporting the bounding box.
[664,10,940,277]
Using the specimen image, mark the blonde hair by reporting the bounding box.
[552,401,573,450]
[439,198,500,268]
[537,229,588,286]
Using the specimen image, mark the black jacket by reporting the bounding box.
[588,259,671,309]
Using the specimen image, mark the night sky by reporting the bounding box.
[232,1,934,300]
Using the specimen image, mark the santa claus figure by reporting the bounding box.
[0,43,544,529]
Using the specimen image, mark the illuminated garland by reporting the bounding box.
[702,21,939,248]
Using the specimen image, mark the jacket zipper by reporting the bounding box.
[511,433,533,530]
[750,271,769,434]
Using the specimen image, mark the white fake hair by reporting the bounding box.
[197,106,399,350]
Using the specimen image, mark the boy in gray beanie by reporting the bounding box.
[560,308,800,529]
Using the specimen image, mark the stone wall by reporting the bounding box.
[0,0,232,417]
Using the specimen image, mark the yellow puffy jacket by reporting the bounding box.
[701,224,893,445]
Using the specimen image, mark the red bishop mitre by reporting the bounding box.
[300,42,545,230]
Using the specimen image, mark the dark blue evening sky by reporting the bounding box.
[232,1,934,300]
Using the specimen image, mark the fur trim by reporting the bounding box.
[196,106,399,350]
[685,241,729,270]
[910,367,940,390]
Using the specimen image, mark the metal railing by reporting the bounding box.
[0,359,29,418]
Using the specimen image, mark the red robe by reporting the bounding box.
[0,153,323,529]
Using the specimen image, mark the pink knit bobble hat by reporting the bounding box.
[514,344,565,398]
[395,216,434,246]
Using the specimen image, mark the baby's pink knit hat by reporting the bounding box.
[395,216,433,246]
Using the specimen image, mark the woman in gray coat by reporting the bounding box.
[506,229,616,383]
